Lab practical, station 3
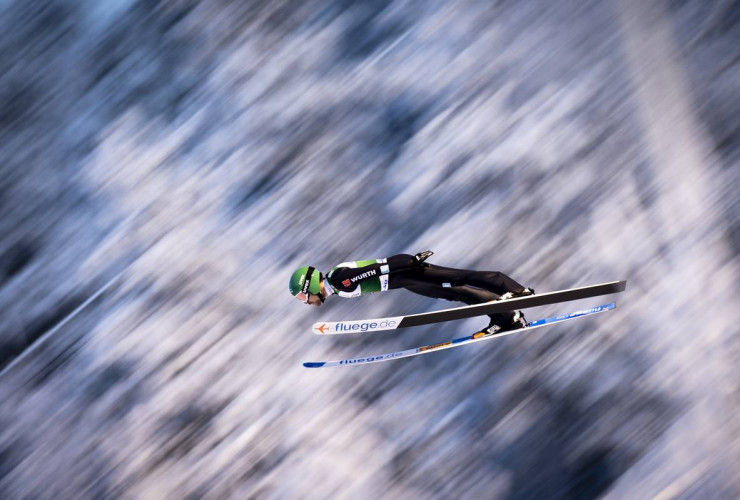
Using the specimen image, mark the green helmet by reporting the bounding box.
[289,266,322,298]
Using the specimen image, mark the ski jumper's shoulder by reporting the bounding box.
[327,259,390,297]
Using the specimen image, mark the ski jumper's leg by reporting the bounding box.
[436,267,526,295]
[391,263,526,295]
[396,282,497,304]
[390,265,520,328]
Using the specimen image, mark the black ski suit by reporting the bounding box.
[327,254,527,328]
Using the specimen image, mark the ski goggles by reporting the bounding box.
[295,266,316,303]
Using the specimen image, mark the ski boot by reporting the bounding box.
[511,310,528,329]
[484,310,528,335]
[498,287,535,301]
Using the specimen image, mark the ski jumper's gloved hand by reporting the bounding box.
[385,251,434,273]
[413,250,434,265]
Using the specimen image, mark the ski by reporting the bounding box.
[304,302,616,368]
[312,280,625,335]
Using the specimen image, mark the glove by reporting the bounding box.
[413,250,434,265]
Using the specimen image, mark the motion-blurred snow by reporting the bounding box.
[0,0,738,498]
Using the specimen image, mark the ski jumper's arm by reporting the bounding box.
[327,254,419,298]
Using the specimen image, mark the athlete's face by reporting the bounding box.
[306,294,323,307]
[295,293,323,306]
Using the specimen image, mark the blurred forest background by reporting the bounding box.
[0,0,738,498]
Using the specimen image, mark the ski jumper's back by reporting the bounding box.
[324,253,529,304]
[326,259,391,298]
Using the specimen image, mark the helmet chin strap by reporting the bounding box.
[317,273,326,303]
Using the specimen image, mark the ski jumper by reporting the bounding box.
[325,254,527,327]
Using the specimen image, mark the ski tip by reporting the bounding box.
[303,362,326,368]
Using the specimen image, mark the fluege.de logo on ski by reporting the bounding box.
[339,356,383,365]
[339,351,404,365]
[334,319,397,332]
